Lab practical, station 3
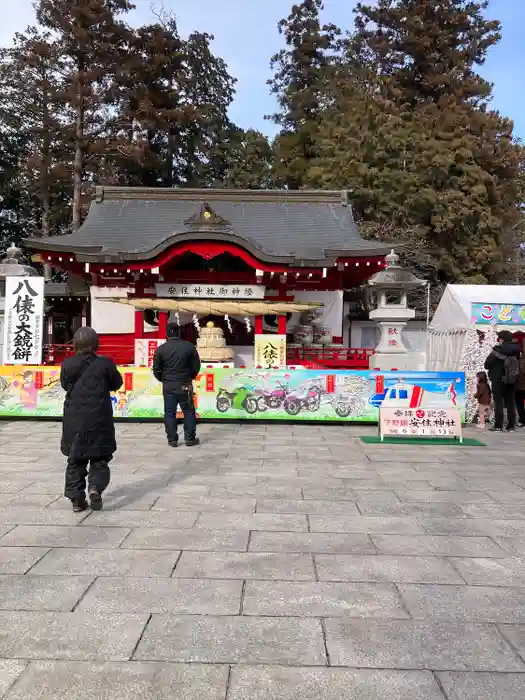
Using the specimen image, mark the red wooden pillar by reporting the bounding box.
[134,309,144,340]
[158,311,168,339]
[278,314,287,335]
[254,315,263,335]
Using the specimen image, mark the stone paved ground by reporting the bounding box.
[0,420,525,698]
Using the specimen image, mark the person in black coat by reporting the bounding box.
[60,327,123,511]
[484,329,521,432]
[152,323,201,447]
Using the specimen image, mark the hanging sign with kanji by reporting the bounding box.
[380,407,462,442]
[254,334,287,368]
[3,277,45,365]
[155,283,265,300]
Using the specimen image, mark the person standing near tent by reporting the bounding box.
[474,372,492,429]
[512,333,525,427]
[484,330,521,431]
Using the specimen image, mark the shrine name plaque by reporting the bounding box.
[379,407,463,443]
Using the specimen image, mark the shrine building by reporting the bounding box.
[24,186,391,369]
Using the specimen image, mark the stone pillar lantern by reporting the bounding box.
[366,249,426,370]
[0,244,41,364]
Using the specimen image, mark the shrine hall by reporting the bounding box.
[24,186,391,369]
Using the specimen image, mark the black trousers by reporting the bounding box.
[163,389,197,444]
[492,381,516,430]
[515,390,525,425]
[65,455,112,501]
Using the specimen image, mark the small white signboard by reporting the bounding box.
[3,276,45,365]
[379,407,462,442]
[155,283,265,300]
[134,339,164,368]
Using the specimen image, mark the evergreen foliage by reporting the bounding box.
[0,0,522,301]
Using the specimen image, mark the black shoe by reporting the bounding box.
[72,499,87,513]
[88,488,103,511]
[185,438,200,447]
[507,427,516,432]
[490,427,503,432]
[168,441,179,448]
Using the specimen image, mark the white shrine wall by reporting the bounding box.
[90,286,157,334]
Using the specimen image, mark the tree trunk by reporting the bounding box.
[72,76,84,233]
[41,88,51,238]
[40,80,52,279]
[40,130,51,238]
[165,132,174,187]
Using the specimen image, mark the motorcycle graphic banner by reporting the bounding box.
[197,368,465,422]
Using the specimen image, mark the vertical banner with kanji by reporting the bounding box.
[3,277,45,365]
[254,334,287,368]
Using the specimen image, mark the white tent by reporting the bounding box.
[430,285,525,331]
[427,284,525,370]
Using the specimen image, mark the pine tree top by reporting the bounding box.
[353,0,501,104]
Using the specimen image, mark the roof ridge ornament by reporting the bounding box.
[185,202,230,227]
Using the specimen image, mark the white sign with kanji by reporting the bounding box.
[156,283,265,300]
[379,407,462,442]
[134,339,164,368]
[3,277,45,365]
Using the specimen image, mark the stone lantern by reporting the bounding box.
[0,244,41,363]
[366,249,426,370]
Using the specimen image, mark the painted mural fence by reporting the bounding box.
[0,366,465,422]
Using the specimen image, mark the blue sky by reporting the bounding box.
[3,0,523,140]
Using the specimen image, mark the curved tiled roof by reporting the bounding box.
[24,187,390,266]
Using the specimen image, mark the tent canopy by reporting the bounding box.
[430,284,525,332]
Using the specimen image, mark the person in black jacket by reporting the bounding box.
[60,327,123,512]
[513,333,525,427]
[152,323,201,447]
[484,329,521,432]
